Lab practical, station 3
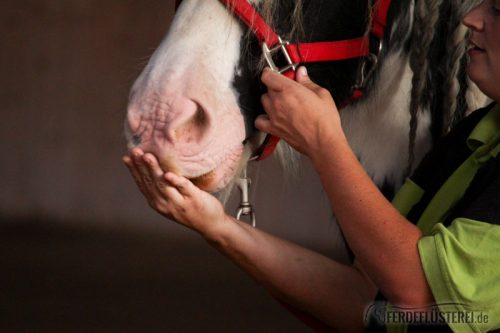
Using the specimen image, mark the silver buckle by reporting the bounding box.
[262,37,299,74]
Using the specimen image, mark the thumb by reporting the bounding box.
[295,66,320,91]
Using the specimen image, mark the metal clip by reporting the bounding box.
[353,39,383,90]
[262,36,299,74]
[235,167,256,227]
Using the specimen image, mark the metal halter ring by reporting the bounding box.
[262,36,299,74]
[353,38,383,90]
[236,204,256,228]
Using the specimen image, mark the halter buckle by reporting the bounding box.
[262,37,299,74]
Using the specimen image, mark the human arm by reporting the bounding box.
[256,67,434,307]
[122,150,376,332]
[311,125,433,307]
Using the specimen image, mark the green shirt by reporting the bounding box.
[389,104,500,333]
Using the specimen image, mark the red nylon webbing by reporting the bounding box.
[219,0,370,67]
[174,0,392,160]
[289,38,370,64]
[219,0,280,46]
[371,0,392,39]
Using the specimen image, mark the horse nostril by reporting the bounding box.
[172,102,210,144]
[124,114,143,148]
[131,134,142,146]
[126,131,142,150]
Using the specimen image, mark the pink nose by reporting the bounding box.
[126,97,211,153]
[166,99,210,146]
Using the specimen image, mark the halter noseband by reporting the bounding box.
[175,0,392,160]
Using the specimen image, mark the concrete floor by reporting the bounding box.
[0,220,312,333]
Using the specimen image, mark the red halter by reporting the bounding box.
[175,0,392,160]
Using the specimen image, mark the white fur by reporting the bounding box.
[130,0,432,192]
[128,0,251,190]
[131,0,243,106]
[342,53,432,189]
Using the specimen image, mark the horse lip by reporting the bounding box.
[184,144,243,191]
[188,170,215,188]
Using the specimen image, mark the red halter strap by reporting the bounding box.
[219,0,391,160]
[175,0,392,160]
[219,0,371,79]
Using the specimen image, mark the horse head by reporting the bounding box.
[125,0,482,194]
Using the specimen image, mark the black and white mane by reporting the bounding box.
[233,0,486,196]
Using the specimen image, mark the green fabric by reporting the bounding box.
[416,104,500,235]
[415,104,500,332]
[415,135,500,234]
[383,104,500,333]
[418,219,500,333]
[392,178,425,216]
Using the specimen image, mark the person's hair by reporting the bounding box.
[408,0,444,170]
[407,0,483,172]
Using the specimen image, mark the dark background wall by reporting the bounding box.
[0,1,347,331]
[0,0,346,250]
[1,0,176,226]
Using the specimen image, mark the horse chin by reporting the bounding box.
[186,145,244,193]
[189,171,219,192]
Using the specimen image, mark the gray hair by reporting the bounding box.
[407,0,482,172]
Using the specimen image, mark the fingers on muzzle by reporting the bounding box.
[164,172,194,197]
[124,150,192,215]
[123,154,154,203]
[142,153,167,189]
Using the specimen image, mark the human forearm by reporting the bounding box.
[255,67,432,306]
[202,215,375,331]
[311,134,433,307]
[124,148,373,331]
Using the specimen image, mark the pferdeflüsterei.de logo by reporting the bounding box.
[364,301,489,327]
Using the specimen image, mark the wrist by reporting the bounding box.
[309,125,349,168]
[200,214,235,246]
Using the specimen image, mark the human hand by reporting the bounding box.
[122,148,228,237]
[256,67,344,158]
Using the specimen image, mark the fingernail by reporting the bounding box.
[298,66,307,77]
